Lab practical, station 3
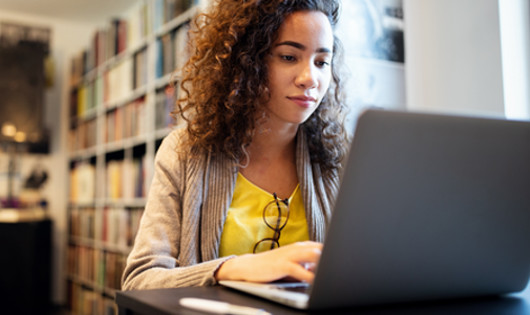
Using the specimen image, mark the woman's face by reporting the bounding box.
[264,10,334,128]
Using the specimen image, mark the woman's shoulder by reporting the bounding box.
[157,127,212,163]
[156,127,193,161]
[164,127,188,146]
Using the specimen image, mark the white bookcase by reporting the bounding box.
[65,1,208,313]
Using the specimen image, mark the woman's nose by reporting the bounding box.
[295,63,318,89]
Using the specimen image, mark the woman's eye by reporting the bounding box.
[316,60,330,67]
[281,55,296,62]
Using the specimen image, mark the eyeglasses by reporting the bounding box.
[253,192,290,253]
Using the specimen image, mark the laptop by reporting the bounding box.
[220,109,530,310]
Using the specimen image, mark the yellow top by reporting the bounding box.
[219,172,309,257]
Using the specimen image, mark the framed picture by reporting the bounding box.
[336,0,405,133]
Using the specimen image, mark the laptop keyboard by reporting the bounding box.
[273,282,311,293]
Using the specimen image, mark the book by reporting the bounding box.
[152,0,165,31]
[70,162,96,204]
[133,48,148,89]
[127,0,150,48]
[174,22,191,75]
[106,160,123,200]
[155,86,176,129]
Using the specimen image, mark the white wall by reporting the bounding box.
[403,0,506,118]
[498,0,530,120]
[0,9,94,304]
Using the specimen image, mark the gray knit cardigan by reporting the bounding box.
[121,127,340,290]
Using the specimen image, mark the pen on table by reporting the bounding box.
[179,297,272,315]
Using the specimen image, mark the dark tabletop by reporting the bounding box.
[116,282,530,315]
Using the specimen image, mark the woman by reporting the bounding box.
[122,0,348,290]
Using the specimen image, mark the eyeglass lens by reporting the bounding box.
[253,193,290,253]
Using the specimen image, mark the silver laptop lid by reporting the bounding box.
[309,109,530,309]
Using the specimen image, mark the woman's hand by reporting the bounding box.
[215,241,323,283]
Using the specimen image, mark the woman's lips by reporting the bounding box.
[288,96,317,108]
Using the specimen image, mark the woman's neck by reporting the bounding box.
[238,121,299,199]
[248,121,298,162]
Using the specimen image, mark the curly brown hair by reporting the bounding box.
[173,0,348,174]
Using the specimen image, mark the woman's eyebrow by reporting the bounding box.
[275,40,332,53]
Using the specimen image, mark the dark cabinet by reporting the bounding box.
[0,218,52,314]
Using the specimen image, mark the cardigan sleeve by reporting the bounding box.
[121,130,233,290]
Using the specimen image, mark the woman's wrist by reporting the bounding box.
[215,255,245,282]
